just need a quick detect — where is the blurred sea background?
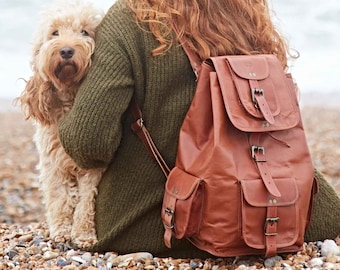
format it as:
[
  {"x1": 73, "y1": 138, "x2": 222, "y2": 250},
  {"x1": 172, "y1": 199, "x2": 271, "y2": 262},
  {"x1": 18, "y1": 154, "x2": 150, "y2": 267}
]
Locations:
[{"x1": 0, "y1": 0, "x2": 339, "y2": 103}]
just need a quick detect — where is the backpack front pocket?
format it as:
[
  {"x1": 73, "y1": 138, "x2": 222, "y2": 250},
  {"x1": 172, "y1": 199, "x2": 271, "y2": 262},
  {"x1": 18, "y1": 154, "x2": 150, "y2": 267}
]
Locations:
[{"x1": 240, "y1": 178, "x2": 300, "y2": 250}]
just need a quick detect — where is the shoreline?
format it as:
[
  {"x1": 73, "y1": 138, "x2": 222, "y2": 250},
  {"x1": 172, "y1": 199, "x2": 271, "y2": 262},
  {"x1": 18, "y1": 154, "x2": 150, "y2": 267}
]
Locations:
[{"x1": 2, "y1": 91, "x2": 340, "y2": 112}]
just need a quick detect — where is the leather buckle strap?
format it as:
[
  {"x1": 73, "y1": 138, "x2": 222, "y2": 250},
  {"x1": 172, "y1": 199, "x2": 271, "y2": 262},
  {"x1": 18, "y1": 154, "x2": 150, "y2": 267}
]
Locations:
[
  {"x1": 162, "y1": 196, "x2": 177, "y2": 248},
  {"x1": 264, "y1": 206, "x2": 279, "y2": 257},
  {"x1": 249, "y1": 133, "x2": 282, "y2": 198},
  {"x1": 250, "y1": 145, "x2": 282, "y2": 197},
  {"x1": 249, "y1": 80, "x2": 275, "y2": 125},
  {"x1": 251, "y1": 145, "x2": 265, "y2": 161},
  {"x1": 251, "y1": 88, "x2": 264, "y2": 108},
  {"x1": 163, "y1": 207, "x2": 175, "y2": 230},
  {"x1": 264, "y1": 217, "x2": 279, "y2": 236}
]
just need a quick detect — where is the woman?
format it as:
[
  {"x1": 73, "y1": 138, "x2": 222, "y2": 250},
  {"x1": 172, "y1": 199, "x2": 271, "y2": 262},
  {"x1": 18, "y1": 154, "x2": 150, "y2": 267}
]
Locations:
[{"x1": 59, "y1": 0, "x2": 340, "y2": 257}]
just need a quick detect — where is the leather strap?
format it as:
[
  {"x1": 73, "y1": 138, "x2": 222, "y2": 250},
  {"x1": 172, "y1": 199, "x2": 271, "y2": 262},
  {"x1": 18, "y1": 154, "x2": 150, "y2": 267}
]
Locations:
[
  {"x1": 162, "y1": 196, "x2": 177, "y2": 248},
  {"x1": 130, "y1": 98, "x2": 170, "y2": 177},
  {"x1": 249, "y1": 79, "x2": 275, "y2": 125},
  {"x1": 264, "y1": 206, "x2": 279, "y2": 257},
  {"x1": 249, "y1": 133, "x2": 281, "y2": 197},
  {"x1": 178, "y1": 41, "x2": 201, "y2": 77},
  {"x1": 170, "y1": 22, "x2": 202, "y2": 77},
  {"x1": 130, "y1": 26, "x2": 202, "y2": 177},
  {"x1": 164, "y1": 226, "x2": 173, "y2": 248},
  {"x1": 256, "y1": 162, "x2": 281, "y2": 197}
]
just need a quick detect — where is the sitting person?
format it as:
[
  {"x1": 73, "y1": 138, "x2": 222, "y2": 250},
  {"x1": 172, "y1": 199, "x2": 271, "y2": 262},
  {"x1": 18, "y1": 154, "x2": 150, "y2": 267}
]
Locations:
[{"x1": 59, "y1": 0, "x2": 340, "y2": 257}]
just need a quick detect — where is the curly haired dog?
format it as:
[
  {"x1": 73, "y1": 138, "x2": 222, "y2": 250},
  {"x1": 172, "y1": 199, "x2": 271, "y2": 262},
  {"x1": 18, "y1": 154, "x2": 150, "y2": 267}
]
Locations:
[{"x1": 16, "y1": 0, "x2": 104, "y2": 248}]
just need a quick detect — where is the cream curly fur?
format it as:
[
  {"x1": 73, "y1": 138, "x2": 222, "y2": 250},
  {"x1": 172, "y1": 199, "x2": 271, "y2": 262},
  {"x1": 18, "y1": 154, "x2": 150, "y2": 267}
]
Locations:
[{"x1": 16, "y1": 0, "x2": 104, "y2": 248}]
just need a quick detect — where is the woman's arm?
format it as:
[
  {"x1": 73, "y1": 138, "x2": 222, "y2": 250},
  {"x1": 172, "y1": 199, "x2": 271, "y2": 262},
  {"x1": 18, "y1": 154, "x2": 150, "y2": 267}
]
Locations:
[{"x1": 59, "y1": 3, "x2": 136, "y2": 169}]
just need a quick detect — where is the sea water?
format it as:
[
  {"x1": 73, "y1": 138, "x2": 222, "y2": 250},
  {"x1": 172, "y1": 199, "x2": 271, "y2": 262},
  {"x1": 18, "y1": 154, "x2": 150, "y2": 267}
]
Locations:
[{"x1": 0, "y1": 0, "x2": 339, "y2": 99}]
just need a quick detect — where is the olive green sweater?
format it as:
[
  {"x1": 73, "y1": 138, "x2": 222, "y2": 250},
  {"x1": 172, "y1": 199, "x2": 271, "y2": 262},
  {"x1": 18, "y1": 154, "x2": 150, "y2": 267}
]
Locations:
[
  {"x1": 58, "y1": 0, "x2": 211, "y2": 258},
  {"x1": 59, "y1": 0, "x2": 340, "y2": 257}
]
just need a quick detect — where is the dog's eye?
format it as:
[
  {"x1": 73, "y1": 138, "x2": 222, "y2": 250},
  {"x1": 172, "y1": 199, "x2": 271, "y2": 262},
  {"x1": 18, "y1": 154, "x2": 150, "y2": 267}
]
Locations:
[
  {"x1": 52, "y1": 31, "x2": 59, "y2": 36},
  {"x1": 81, "y1": 30, "x2": 89, "y2": 36}
]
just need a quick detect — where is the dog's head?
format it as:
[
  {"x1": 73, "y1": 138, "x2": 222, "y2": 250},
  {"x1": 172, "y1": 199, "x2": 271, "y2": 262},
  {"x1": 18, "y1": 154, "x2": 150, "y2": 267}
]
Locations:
[
  {"x1": 17, "y1": 0, "x2": 103, "y2": 124},
  {"x1": 33, "y1": 0, "x2": 103, "y2": 89}
]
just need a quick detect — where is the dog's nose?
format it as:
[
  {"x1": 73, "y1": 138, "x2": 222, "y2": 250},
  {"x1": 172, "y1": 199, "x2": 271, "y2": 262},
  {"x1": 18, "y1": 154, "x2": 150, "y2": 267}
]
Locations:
[{"x1": 60, "y1": 47, "x2": 75, "y2": 59}]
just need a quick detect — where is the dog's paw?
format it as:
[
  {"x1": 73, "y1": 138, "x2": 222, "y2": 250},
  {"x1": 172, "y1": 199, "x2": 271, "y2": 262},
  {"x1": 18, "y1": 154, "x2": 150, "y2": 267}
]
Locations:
[
  {"x1": 72, "y1": 233, "x2": 98, "y2": 249},
  {"x1": 50, "y1": 225, "x2": 72, "y2": 243},
  {"x1": 51, "y1": 230, "x2": 72, "y2": 243}
]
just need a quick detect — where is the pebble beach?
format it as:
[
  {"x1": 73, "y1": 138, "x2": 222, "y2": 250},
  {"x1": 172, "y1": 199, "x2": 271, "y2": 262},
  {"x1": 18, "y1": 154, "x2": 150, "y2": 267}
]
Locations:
[{"x1": 0, "y1": 93, "x2": 339, "y2": 269}]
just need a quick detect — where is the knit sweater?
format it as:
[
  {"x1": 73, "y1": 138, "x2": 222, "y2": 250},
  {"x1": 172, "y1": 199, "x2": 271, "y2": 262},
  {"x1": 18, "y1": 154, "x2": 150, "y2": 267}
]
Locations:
[
  {"x1": 58, "y1": 0, "x2": 211, "y2": 257},
  {"x1": 59, "y1": 0, "x2": 340, "y2": 257}
]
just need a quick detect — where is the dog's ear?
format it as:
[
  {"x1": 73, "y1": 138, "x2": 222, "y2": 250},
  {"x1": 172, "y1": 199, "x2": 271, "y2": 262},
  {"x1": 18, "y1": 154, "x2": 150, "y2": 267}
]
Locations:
[{"x1": 17, "y1": 72, "x2": 59, "y2": 125}]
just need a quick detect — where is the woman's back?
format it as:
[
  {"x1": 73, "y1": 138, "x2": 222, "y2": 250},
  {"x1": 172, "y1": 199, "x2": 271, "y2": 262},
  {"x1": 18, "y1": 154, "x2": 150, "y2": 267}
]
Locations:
[{"x1": 58, "y1": 0, "x2": 340, "y2": 257}]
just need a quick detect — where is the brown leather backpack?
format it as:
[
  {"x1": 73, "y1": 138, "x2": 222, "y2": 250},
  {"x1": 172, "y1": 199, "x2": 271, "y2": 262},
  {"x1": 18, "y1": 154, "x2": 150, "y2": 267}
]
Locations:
[{"x1": 131, "y1": 52, "x2": 317, "y2": 258}]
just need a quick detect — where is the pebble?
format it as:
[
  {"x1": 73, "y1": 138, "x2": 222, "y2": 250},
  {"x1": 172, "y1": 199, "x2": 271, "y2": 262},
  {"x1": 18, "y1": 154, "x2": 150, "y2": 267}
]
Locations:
[
  {"x1": 57, "y1": 257, "x2": 69, "y2": 266},
  {"x1": 66, "y1": 249, "x2": 78, "y2": 259},
  {"x1": 18, "y1": 233, "x2": 33, "y2": 242},
  {"x1": 72, "y1": 255, "x2": 87, "y2": 265},
  {"x1": 115, "y1": 251, "x2": 153, "y2": 264},
  {"x1": 323, "y1": 262, "x2": 336, "y2": 269},
  {"x1": 81, "y1": 251, "x2": 93, "y2": 263},
  {"x1": 309, "y1": 257, "x2": 324, "y2": 267},
  {"x1": 264, "y1": 255, "x2": 282, "y2": 268},
  {"x1": 321, "y1": 239, "x2": 340, "y2": 256},
  {"x1": 43, "y1": 250, "x2": 59, "y2": 260},
  {"x1": 5, "y1": 249, "x2": 18, "y2": 259},
  {"x1": 281, "y1": 262, "x2": 293, "y2": 270}
]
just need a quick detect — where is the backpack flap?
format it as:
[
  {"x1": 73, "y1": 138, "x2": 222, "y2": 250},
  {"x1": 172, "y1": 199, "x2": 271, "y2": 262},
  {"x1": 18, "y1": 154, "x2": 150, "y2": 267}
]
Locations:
[
  {"x1": 210, "y1": 55, "x2": 300, "y2": 132},
  {"x1": 162, "y1": 167, "x2": 204, "y2": 247},
  {"x1": 226, "y1": 55, "x2": 280, "y2": 122},
  {"x1": 240, "y1": 178, "x2": 300, "y2": 254}
]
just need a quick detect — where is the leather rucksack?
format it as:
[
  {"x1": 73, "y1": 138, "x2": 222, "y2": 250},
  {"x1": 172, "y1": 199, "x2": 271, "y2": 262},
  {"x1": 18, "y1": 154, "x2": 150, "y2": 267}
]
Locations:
[{"x1": 131, "y1": 51, "x2": 317, "y2": 257}]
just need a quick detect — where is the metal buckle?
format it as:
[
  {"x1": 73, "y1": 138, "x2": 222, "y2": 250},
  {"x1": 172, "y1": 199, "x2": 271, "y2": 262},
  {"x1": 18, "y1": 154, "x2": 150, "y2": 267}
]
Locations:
[
  {"x1": 165, "y1": 207, "x2": 174, "y2": 215},
  {"x1": 163, "y1": 207, "x2": 175, "y2": 229},
  {"x1": 251, "y1": 88, "x2": 264, "y2": 108},
  {"x1": 251, "y1": 145, "x2": 265, "y2": 160},
  {"x1": 264, "y1": 217, "x2": 280, "y2": 236},
  {"x1": 193, "y1": 68, "x2": 199, "y2": 79},
  {"x1": 138, "y1": 118, "x2": 144, "y2": 128}
]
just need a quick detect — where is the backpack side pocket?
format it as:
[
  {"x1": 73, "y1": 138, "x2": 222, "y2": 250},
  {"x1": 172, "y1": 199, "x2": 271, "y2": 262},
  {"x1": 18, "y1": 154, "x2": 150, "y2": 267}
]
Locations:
[{"x1": 162, "y1": 167, "x2": 204, "y2": 247}]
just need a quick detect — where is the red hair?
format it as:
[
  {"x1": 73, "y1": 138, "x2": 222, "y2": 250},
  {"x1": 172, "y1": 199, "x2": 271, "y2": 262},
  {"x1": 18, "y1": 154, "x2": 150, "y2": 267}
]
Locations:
[{"x1": 126, "y1": 0, "x2": 289, "y2": 68}]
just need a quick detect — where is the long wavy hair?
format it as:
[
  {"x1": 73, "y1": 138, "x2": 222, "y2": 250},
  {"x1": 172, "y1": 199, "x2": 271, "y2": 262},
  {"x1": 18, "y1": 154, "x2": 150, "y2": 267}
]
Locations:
[{"x1": 126, "y1": 0, "x2": 290, "y2": 68}]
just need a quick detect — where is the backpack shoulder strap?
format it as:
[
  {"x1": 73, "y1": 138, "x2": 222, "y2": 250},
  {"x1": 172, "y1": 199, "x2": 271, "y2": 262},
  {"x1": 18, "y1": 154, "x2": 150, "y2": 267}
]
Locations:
[
  {"x1": 178, "y1": 40, "x2": 202, "y2": 77},
  {"x1": 171, "y1": 24, "x2": 202, "y2": 77},
  {"x1": 130, "y1": 25, "x2": 202, "y2": 177},
  {"x1": 130, "y1": 98, "x2": 170, "y2": 177}
]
